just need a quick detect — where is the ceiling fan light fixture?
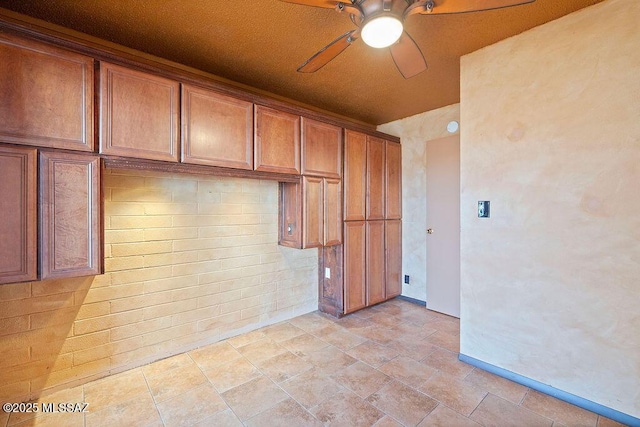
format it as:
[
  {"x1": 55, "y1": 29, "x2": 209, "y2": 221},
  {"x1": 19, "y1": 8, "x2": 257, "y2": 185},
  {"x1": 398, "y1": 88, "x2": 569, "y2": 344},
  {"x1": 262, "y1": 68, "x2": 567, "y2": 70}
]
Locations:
[{"x1": 361, "y1": 15, "x2": 403, "y2": 48}]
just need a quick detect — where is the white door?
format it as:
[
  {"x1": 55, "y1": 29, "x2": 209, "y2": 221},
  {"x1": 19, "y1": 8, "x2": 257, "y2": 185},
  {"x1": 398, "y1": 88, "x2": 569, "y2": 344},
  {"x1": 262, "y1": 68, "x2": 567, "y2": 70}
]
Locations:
[{"x1": 425, "y1": 135, "x2": 460, "y2": 317}]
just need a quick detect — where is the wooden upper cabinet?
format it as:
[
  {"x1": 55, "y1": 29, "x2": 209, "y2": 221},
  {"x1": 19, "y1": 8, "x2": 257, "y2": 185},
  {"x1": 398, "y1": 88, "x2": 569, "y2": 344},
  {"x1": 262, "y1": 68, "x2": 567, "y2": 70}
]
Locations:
[
  {"x1": 0, "y1": 145, "x2": 37, "y2": 284},
  {"x1": 343, "y1": 221, "x2": 366, "y2": 314},
  {"x1": 182, "y1": 84, "x2": 253, "y2": 169},
  {"x1": 302, "y1": 176, "x2": 324, "y2": 248},
  {"x1": 343, "y1": 130, "x2": 367, "y2": 222},
  {"x1": 40, "y1": 151, "x2": 101, "y2": 279},
  {"x1": 0, "y1": 33, "x2": 94, "y2": 151},
  {"x1": 385, "y1": 141, "x2": 402, "y2": 219},
  {"x1": 279, "y1": 181, "x2": 302, "y2": 248},
  {"x1": 324, "y1": 178, "x2": 342, "y2": 246},
  {"x1": 100, "y1": 62, "x2": 179, "y2": 162},
  {"x1": 366, "y1": 220, "x2": 386, "y2": 305},
  {"x1": 385, "y1": 219, "x2": 402, "y2": 299},
  {"x1": 254, "y1": 105, "x2": 301, "y2": 174},
  {"x1": 367, "y1": 136, "x2": 386, "y2": 220},
  {"x1": 301, "y1": 118, "x2": 342, "y2": 178}
]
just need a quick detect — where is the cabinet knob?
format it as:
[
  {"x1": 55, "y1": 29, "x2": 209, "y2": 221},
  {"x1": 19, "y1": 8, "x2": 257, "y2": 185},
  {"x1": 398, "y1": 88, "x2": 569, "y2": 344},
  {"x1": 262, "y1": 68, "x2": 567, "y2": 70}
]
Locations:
[{"x1": 427, "y1": 228, "x2": 434, "y2": 234}]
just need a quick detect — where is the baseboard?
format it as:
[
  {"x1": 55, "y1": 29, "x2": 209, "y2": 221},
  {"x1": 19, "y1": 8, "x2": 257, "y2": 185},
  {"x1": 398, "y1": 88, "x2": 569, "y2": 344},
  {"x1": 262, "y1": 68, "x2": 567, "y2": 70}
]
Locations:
[
  {"x1": 396, "y1": 295, "x2": 426, "y2": 306},
  {"x1": 459, "y1": 354, "x2": 640, "y2": 427}
]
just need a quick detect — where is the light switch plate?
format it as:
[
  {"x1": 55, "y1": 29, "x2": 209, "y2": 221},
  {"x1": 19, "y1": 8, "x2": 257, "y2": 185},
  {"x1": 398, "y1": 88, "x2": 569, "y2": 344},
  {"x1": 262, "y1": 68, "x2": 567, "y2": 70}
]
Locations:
[
  {"x1": 478, "y1": 201, "x2": 490, "y2": 218},
  {"x1": 325, "y1": 268, "x2": 331, "y2": 279}
]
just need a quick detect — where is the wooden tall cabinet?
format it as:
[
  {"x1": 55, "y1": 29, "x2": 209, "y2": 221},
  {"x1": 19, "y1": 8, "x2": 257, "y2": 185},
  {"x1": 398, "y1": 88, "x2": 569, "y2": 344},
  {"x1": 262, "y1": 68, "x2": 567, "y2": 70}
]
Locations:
[
  {"x1": 0, "y1": 33, "x2": 94, "y2": 151},
  {"x1": 0, "y1": 145, "x2": 37, "y2": 284},
  {"x1": 40, "y1": 151, "x2": 102, "y2": 279},
  {"x1": 341, "y1": 130, "x2": 402, "y2": 315},
  {"x1": 100, "y1": 62, "x2": 180, "y2": 162}
]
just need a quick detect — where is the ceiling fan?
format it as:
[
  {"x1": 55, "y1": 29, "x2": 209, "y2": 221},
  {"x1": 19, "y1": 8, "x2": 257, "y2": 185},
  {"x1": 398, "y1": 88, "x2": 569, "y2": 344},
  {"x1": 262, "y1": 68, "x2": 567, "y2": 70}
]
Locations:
[{"x1": 281, "y1": 0, "x2": 535, "y2": 78}]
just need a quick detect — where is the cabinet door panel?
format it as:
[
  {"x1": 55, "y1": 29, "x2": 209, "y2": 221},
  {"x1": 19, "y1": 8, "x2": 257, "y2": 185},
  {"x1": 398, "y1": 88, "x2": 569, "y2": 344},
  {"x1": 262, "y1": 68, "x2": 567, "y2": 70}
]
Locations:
[
  {"x1": 254, "y1": 105, "x2": 300, "y2": 174},
  {"x1": 279, "y1": 181, "x2": 302, "y2": 248},
  {"x1": 0, "y1": 145, "x2": 37, "y2": 284},
  {"x1": 40, "y1": 151, "x2": 101, "y2": 279},
  {"x1": 100, "y1": 62, "x2": 179, "y2": 161},
  {"x1": 366, "y1": 220, "x2": 386, "y2": 305},
  {"x1": 343, "y1": 130, "x2": 367, "y2": 221},
  {"x1": 366, "y1": 136, "x2": 385, "y2": 220},
  {"x1": 303, "y1": 176, "x2": 323, "y2": 248},
  {"x1": 385, "y1": 220, "x2": 402, "y2": 299},
  {"x1": 0, "y1": 33, "x2": 94, "y2": 151},
  {"x1": 344, "y1": 221, "x2": 366, "y2": 314},
  {"x1": 182, "y1": 85, "x2": 253, "y2": 169},
  {"x1": 301, "y1": 118, "x2": 342, "y2": 178},
  {"x1": 324, "y1": 178, "x2": 342, "y2": 246},
  {"x1": 385, "y1": 141, "x2": 402, "y2": 219}
]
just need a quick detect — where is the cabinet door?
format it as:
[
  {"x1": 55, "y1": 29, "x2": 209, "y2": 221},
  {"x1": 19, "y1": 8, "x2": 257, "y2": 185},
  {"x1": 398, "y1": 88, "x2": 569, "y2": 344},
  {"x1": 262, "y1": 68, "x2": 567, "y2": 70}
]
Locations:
[
  {"x1": 366, "y1": 136, "x2": 385, "y2": 220},
  {"x1": 40, "y1": 151, "x2": 101, "y2": 279},
  {"x1": 344, "y1": 221, "x2": 366, "y2": 314},
  {"x1": 254, "y1": 105, "x2": 301, "y2": 174},
  {"x1": 385, "y1": 141, "x2": 402, "y2": 219},
  {"x1": 182, "y1": 84, "x2": 253, "y2": 169},
  {"x1": 323, "y1": 178, "x2": 342, "y2": 246},
  {"x1": 301, "y1": 118, "x2": 342, "y2": 178},
  {"x1": 343, "y1": 130, "x2": 367, "y2": 221},
  {"x1": 0, "y1": 33, "x2": 94, "y2": 151},
  {"x1": 100, "y1": 62, "x2": 179, "y2": 162},
  {"x1": 302, "y1": 176, "x2": 323, "y2": 248},
  {"x1": 279, "y1": 181, "x2": 302, "y2": 248},
  {"x1": 0, "y1": 145, "x2": 37, "y2": 284},
  {"x1": 366, "y1": 220, "x2": 386, "y2": 305},
  {"x1": 385, "y1": 219, "x2": 402, "y2": 299}
]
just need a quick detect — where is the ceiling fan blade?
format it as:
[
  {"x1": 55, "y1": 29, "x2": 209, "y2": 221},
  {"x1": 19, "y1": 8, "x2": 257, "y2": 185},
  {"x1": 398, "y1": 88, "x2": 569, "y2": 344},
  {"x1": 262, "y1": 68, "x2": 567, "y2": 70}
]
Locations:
[
  {"x1": 297, "y1": 30, "x2": 359, "y2": 73},
  {"x1": 389, "y1": 31, "x2": 427, "y2": 79},
  {"x1": 279, "y1": 0, "x2": 342, "y2": 9},
  {"x1": 420, "y1": 0, "x2": 535, "y2": 15}
]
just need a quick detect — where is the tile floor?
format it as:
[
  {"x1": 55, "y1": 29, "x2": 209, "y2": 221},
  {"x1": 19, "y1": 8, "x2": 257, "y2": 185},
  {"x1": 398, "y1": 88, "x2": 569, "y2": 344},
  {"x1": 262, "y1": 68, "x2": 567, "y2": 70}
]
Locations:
[{"x1": 3, "y1": 298, "x2": 628, "y2": 427}]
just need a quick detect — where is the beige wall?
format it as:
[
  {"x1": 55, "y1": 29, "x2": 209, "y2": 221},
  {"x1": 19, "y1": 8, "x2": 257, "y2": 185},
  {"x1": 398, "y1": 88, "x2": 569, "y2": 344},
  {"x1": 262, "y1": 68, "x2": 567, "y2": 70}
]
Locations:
[
  {"x1": 379, "y1": 104, "x2": 460, "y2": 301},
  {"x1": 0, "y1": 169, "x2": 318, "y2": 403},
  {"x1": 460, "y1": 0, "x2": 640, "y2": 417}
]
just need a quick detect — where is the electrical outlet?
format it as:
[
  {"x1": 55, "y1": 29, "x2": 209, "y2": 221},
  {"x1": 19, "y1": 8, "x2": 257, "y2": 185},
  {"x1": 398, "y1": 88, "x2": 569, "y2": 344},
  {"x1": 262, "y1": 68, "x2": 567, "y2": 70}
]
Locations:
[{"x1": 404, "y1": 275, "x2": 410, "y2": 284}]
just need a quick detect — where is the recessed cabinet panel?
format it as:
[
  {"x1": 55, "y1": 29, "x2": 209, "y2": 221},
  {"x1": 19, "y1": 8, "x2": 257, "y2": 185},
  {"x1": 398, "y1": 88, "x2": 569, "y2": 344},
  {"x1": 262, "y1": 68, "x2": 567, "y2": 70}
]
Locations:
[
  {"x1": 324, "y1": 178, "x2": 342, "y2": 246},
  {"x1": 366, "y1": 220, "x2": 386, "y2": 305},
  {"x1": 385, "y1": 219, "x2": 402, "y2": 299},
  {"x1": 254, "y1": 105, "x2": 301, "y2": 174},
  {"x1": 40, "y1": 151, "x2": 101, "y2": 279},
  {"x1": 366, "y1": 136, "x2": 385, "y2": 220},
  {"x1": 344, "y1": 221, "x2": 366, "y2": 314},
  {"x1": 279, "y1": 181, "x2": 302, "y2": 248},
  {"x1": 301, "y1": 118, "x2": 342, "y2": 178},
  {"x1": 182, "y1": 85, "x2": 253, "y2": 169},
  {"x1": 0, "y1": 145, "x2": 37, "y2": 284},
  {"x1": 0, "y1": 33, "x2": 94, "y2": 151},
  {"x1": 100, "y1": 62, "x2": 179, "y2": 161},
  {"x1": 303, "y1": 176, "x2": 324, "y2": 248},
  {"x1": 385, "y1": 141, "x2": 402, "y2": 220},
  {"x1": 343, "y1": 130, "x2": 367, "y2": 222}
]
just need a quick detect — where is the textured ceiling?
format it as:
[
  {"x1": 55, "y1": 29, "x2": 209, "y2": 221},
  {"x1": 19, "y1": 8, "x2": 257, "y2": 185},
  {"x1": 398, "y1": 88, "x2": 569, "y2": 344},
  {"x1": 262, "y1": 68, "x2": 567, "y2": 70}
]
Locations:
[{"x1": 0, "y1": 0, "x2": 604, "y2": 125}]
